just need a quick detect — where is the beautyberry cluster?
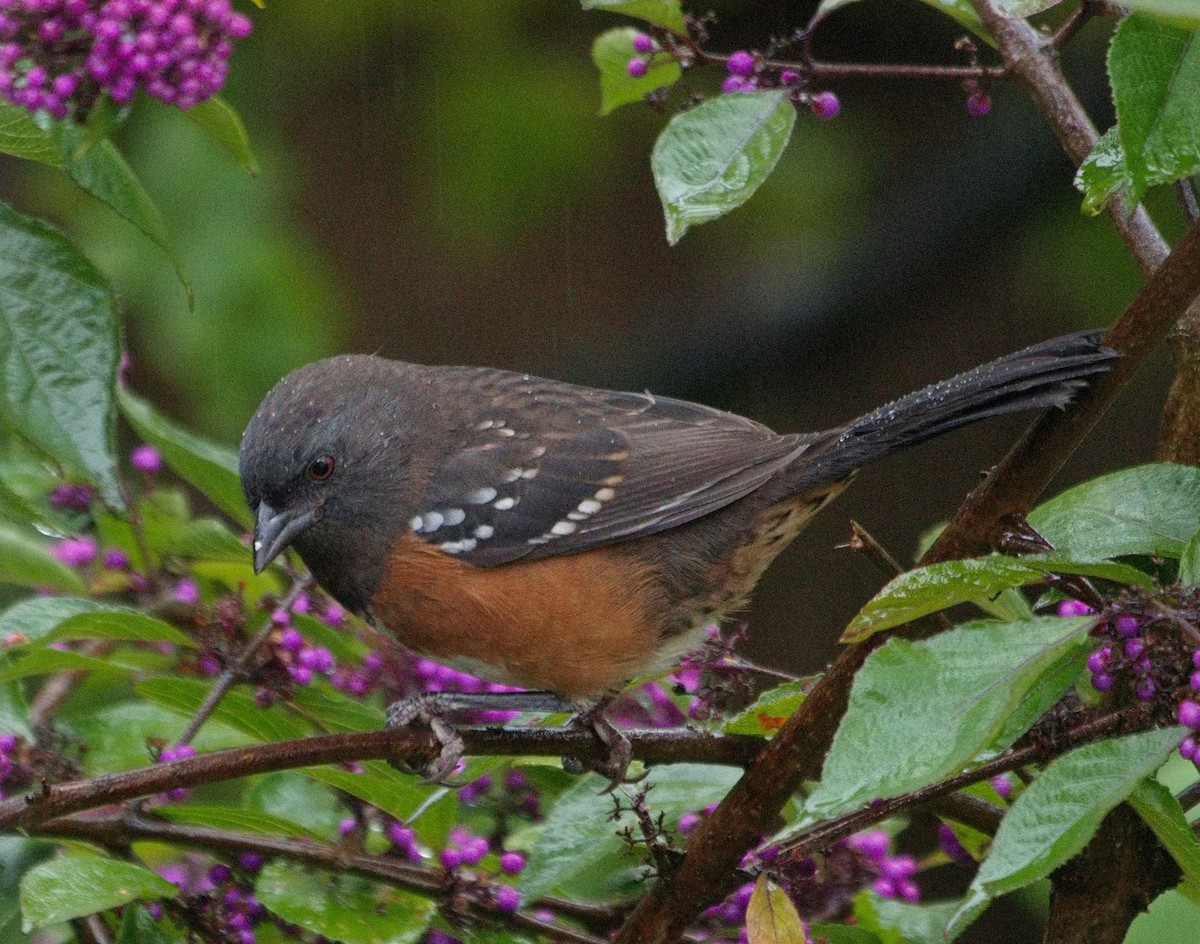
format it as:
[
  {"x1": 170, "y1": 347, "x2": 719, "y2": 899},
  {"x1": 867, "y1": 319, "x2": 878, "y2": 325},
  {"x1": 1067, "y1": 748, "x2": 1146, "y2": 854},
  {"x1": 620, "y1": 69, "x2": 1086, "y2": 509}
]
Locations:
[
  {"x1": 0, "y1": 0, "x2": 252, "y2": 119},
  {"x1": 1074, "y1": 601, "x2": 1158, "y2": 701},
  {"x1": 153, "y1": 859, "x2": 266, "y2": 944}
]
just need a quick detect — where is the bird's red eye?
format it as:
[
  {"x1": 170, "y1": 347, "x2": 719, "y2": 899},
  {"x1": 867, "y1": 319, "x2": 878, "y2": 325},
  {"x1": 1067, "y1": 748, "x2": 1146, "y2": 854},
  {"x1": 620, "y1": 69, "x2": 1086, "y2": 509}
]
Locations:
[{"x1": 307, "y1": 456, "x2": 335, "y2": 481}]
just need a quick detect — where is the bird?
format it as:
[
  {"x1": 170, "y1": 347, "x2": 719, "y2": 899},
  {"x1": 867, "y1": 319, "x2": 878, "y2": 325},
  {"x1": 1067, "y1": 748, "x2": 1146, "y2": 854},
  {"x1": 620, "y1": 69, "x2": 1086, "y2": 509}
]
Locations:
[{"x1": 239, "y1": 331, "x2": 1116, "y2": 780}]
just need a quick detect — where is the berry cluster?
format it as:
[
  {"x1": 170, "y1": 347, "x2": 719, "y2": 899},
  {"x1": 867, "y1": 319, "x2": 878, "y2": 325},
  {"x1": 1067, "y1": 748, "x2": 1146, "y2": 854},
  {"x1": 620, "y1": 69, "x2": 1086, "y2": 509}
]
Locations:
[
  {"x1": 0, "y1": 0, "x2": 252, "y2": 120},
  {"x1": 152, "y1": 859, "x2": 266, "y2": 944},
  {"x1": 1075, "y1": 601, "x2": 1159, "y2": 702}
]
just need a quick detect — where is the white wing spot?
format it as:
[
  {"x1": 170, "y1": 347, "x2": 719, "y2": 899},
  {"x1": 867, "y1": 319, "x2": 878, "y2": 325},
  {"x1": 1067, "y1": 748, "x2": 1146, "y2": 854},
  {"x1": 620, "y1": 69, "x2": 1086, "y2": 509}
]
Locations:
[
  {"x1": 421, "y1": 511, "x2": 444, "y2": 532},
  {"x1": 493, "y1": 496, "x2": 517, "y2": 510},
  {"x1": 503, "y1": 468, "x2": 524, "y2": 483},
  {"x1": 595, "y1": 487, "x2": 616, "y2": 502},
  {"x1": 439, "y1": 538, "x2": 478, "y2": 554},
  {"x1": 520, "y1": 468, "x2": 539, "y2": 480},
  {"x1": 550, "y1": 520, "x2": 577, "y2": 536},
  {"x1": 467, "y1": 487, "x2": 498, "y2": 504},
  {"x1": 476, "y1": 420, "x2": 495, "y2": 430},
  {"x1": 577, "y1": 499, "x2": 602, "y2": 515},
  {"x1": 530, "y1": 446, "x2": 547, "y2": 458},
  {"x1": 443, "y1": 508, "x2": 466, "y2": 526},
  {"x1": 473, "y1": 525, "x2": 495, "y2": 539},
  {"x1": 408, "y1": 516, "x2": 423, "y2": 532},
  {"x1": 567, "y1": 511, "x2": 587, "y2": 521},
  {"x1": 497, "y1": 427, "x2": 516, "y2": 437}
]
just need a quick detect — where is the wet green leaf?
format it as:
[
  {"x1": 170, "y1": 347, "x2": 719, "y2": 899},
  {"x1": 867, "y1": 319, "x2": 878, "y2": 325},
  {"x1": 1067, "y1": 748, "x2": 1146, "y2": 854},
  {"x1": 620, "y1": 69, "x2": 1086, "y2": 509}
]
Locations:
[
  {"x1": 184, "y1": 97, "x2": 258, "y2": 175},
  {"x1": 593, "y1": 28, "x2": 681, "y2": 115},
  {"x1": 19, "y1": 853, "x2": 176, "y2": 930},
  {"x1": 581, "y1": 0, "x2": 687, "y2": 34}
]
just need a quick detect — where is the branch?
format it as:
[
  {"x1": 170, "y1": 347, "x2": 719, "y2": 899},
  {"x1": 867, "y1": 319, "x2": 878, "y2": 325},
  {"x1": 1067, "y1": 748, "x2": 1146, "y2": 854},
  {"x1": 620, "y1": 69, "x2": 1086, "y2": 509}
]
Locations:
[{"x1": 0, "y1": 726, "x2": 762, "y2": 832}]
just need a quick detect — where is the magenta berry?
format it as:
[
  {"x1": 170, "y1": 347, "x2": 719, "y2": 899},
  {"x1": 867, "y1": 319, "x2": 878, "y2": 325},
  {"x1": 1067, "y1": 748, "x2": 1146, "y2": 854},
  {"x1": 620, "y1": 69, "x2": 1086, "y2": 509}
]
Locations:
[
  {"x1": 966, "y1": 91, "x2": 991, "y2": 117},
  {"x1": 130, "y1": 444, "x2": 162, "y2": 472},
  {"x1": 1123, "y1": 638, "x2": 1145, "y2": 660},
  {"x1": 500, "y1": 851, "x2": 525, "y2": 875},
  {"x1": 810, "y1": 91, "x2": 840, "y2": 119},
  {"x1": 495, "y1": 885, "x2": 520, "y2": 914},
  {"x1": 779, "y1": 69, "x2": 800, "y2": 84},
  {"x1": 172, "y1": 578, "x2": 199, "y2": 605},
  {"x1": 440, "y1": 847, "x2": 463, "y2": 870},
  {"x1": 1086, "y1": 647, "x2": 1109, "y2": 673},
  {"x1": 632, "y1": 32, "x2": 654, "y2": 54},
  {"x1": 1182, "y1": 736, "x2": 1198, "y2": 760},
  {"x1": 626, "y1": 57, "x2": 648, "y2": 79},
  {"x1": 51, "y1": 535, "x2": 98, "y2": 567},
  {"x1": 1180, "y1": 700, "x2": 1200, "y2": 728},
  {"x1": 721, "y1": 75, "x2": 755, "y2": 94},
  {"x1": 1115, "y1": 615, "x2": 1140, "y2": 637},
  {"x1": 726, "y1": 50, "x2": 754, "y2": 77},
  {"x1": 1091, "y1": 672, "x2": 1114, "y2": 692},
  {"x1": 1057, "y1": 599, "x2": 1094, "y2": 617}
]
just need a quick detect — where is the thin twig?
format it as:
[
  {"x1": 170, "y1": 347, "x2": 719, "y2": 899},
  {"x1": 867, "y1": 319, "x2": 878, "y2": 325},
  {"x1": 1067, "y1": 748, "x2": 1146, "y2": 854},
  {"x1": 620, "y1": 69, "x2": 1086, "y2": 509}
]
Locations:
[{"x1": 1051, "y1": 1, "x2": 1097, "y2": 49}]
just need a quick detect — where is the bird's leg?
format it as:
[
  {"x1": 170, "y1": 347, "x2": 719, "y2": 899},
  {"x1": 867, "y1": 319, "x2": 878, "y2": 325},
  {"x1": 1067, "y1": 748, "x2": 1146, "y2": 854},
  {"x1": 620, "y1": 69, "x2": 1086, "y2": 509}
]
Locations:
[
  {"x1": 385, "y1": 690, "x2": 572, "y2": 785},
  {"x1": 562, "y1": 696, "x2": 640, "y2": 791}
]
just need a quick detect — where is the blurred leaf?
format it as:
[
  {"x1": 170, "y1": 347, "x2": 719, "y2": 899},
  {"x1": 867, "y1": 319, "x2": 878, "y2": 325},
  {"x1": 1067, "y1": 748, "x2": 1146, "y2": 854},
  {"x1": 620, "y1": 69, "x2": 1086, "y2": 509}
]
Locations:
[
  {"x1": 993, "y1": 0, "x2": 1062, "y2": 15},
  {"x1": 19, "y1": 853, "x2": 176, "y2": 930},
  {"x1": 51, "y1": 122, "x2": 193, "y2": 307},
  {"x1": 1127, "y1": 887, "x2": 1200, "y2": 943},
  {"x1": 842, "y1": 554, "x2": 1143, "y2": 641},
  {"x1": 1028, "y1": 463, "x2": 1200, "y2": 560},
  {"x1": 290, "y1": 682, "x2": 384, "y2": 732},
  {"x1": 302, "y1": 763, "x2": 439, "y2": 834},
  {"x1": 248, "y1": 771, "x2": 347, "y2": 840},
  {"x1": 136, "y1": 676, "x2": 310, "y2": 742},
  {"x1": 816, "y1": 0, "x2": 993, "y2": 45},
  {"x1": 255, "y1": 861, "x2": 434, "y2": 944},
  {"x1": 0, "y1": 524, "x2": 86, "y2": 592},
  {"x1": 1128, "y1": 778, "x2": 1200, "y2": 888},
  {"x1": 592, "y1": 28, "x2": 681, "y2": 115},
  {"x1": 118, "y1": 387, "x2": 251, "y2": 528},
  {"x1": 948, "y1": 728, "x2": 1186, "y2": 938},
  {"x1": 47, "y1": 609, "x2": 195, "y2": 648},
  {"x1": 0, "y1": 898, "x2": 28, "y2": 944},
  {"x1": 116, "y1": 903, "x2": 173, "y2": 944},
  {"x1": 0, "y1": 596, "x2": 102, "y2": 645},
  {"x1": 0, "y1": 201, "x2": 123, "y2": 507},
  {"x1": 1075, "y1": 127, "x2": 1127, "y2": 215},
  {"x1": 157, "y1": 804, "x2": 328, "y2": 842},
  {"x1": 0, "y1": 677, "x2": 31, "y2": 740},
  {"x1": 0, "y1": 102, "x2": 61, "y2": 167},
  {"x1": 289, "y1": 612, "x2": 369, "y2": 664},
  {"x1": 747, "y1": 874, "x2": 808, "y2": 944},
  {"x1": 183, "y1": 97, "x2": 259, "y2": 175},
  {"x1": 651, "y1": 91, "x2": 796, "y2": 245},
  {"x1": 0, "y1": 647, "x2": 129, "y2": 681},
  {"x1": 520, "y1": 764, "x2": 740, "y2": 903},
  {"x1": 853, "y1": 893, "x2": 964, "y2": 944},
  {"x1": 172, "y1": 517, "x2": 248, "y2": 562},
  {"x1": 724, "y1": 678, "x2": 810, "y2": 735},
  {"x1": 807, "y1": 925, "x2": 881, "y2": 944},
  {"x1": 1124, "y1": 0, "x2": 1200, "y2": 28},
  {"x1": 1109, "y1": 15, "x2": 1200, "y2": 205},
  {"x1": 1182, "y1": 527, "x2": 1200, "y2": 587},
  {"x1": 581, "y1": 0, "x2": 687, "y2": 34},
  {"x1": 804, "y1": 617, "x2": 1093, "y2": 821}
]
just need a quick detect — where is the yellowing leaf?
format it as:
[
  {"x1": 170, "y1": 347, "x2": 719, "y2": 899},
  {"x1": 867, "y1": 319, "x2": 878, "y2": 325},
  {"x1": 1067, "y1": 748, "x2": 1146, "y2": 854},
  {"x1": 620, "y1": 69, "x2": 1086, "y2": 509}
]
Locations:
[{"x1": 746, "y1": 875, "x2": 809, "y2": 944}]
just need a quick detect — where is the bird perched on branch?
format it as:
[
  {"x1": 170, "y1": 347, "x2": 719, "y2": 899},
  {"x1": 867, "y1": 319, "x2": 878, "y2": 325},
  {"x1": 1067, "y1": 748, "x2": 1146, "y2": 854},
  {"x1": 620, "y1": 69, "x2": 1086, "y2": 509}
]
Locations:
[{"x1": 240, "y1": 331, "x2": 1115, "y2": 781}]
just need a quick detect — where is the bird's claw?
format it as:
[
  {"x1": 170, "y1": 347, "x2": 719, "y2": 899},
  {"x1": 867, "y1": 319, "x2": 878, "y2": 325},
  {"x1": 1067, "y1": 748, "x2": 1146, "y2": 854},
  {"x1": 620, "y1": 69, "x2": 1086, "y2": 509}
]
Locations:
[
  {"x1": 386, "y1": 693, "x2": 468, "y2": 786},
  {"x1": 562, "y1": 707, "x2": 641, "y2": 792}
]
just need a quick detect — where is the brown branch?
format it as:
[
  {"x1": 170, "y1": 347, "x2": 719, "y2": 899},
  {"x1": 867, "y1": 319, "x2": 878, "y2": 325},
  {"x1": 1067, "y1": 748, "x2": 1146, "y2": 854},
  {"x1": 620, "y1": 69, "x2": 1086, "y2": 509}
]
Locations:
[
  {"x1": 0, "y1": 726, "x2": 762, "y2": 832},
  {"x1": 1158, "y1": 297, "x2": 1200, "y2": 463},
  {"x1": 36, "y1": 813, "x2": 610, "y2": 944}
]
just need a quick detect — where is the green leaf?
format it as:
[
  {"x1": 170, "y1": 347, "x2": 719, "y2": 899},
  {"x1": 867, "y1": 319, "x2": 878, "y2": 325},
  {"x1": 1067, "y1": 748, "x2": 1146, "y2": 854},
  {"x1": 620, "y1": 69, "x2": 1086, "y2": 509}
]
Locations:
[
  {"x1": 651, "y1": 91, "x2": 796, "y2": 245},
  {"x1": 724, "y1": 678, "x2": 811, "y2": 735},
  {"x1": 0, "y1": 524, "x2": 86, "y2": 592},
  {"x1": 290, "y1": 682, "x2": 385, "y2": 733},
  {"x1": 806, "y1": 925, "x2": 882, "y2": 944},
  {"x1": 1182, "y1": 526, "x2": 1200, "y2": 587},
  {"x1": 156, "y1": 804, "x2": 330, "y2": 842},
  {"x1": 853, "y1": 893, "x2": 964, "y2": 944},
  {"x1": 289, "y1": 612, "x2": 369, "y2": 665},
  {"x1": 0, "y1": 677, "x2": 31, "y2": 741},
  {"x1": 804, "y1": 617, "x2": 1093, "y2": 820},
  {"x1": 842, "y1": 554, "x2": 1143, "y2": 641},
  {"x1": 1127, "y1": 887, "x2": 1200, "y2": 943},
  {"x1": 0, "y1": 201, "x2": 123, "y2": 507},
  {"x1": 948, "y1": 727, "x2": 1186, "y2": 938},
  {"x1": 1124, "y1": 0, "x2": 1200, "y2": 29},
  {"x1": 118, "y1": 387, "x2": 252, "y2": 528},
  {"x1": 255, "y1": 860, "x2": 434, "y2": 944},
  {"x1": 993, "y1": 0, "x2": 1062, "y2": 15},
  {"x1": 51, "y1": 122, "x2": 193, "y2": 307},
  {"x1": 248, "y1": 772, "x2": 349, "y2": 840},
  {"x1": 137, "y1": 676, "x2": 311, "y2": 742},
  {"x1": 1028, "y1": 463, "x2": 1200, "y2": 560},
  {"x1": 592, "y1": 28, "x2": 681, "y2": 115},
  {"x1": 116, "y1": 903, "x2": 174, "y2": 944},
  {"x1": 19, "y1": 853, "x2": 177, "y2": 930},
  {"x1": 580, "y1": 0, "x2": 687, "y2": 35},
  {"x1": 1109, "y1": 16, "x2": 1200, "y2": 205},
  {"x1": 172, "y1": 517, "x2": 249, "y2": 562},
  {"x1": 1075, "y1": 127, "x2": 1128, "y2": 215},
  {"x1": 519, "y1": 764, "x2": 741, "y2": 903},
  {"x1": 47, "y1": 609, "x2": 195, "y2": 648},
  {"x1": 0, "y1": 102, "x2": 62, "y2": 167},
  {"x1": 0, "y1": 646, "x2": 129, "y2": 682},
  {"x1": 815, "y1": 0, "x2": 993, "y2": 45},
  {"x1": 746, "y1": 874, "x2": 809, "y2": 944},
  {"x1": 184, "y1": 97, "x2": 259, "y2": 175},
  {"x1": 0, "y1": 597, "x2": 104, "y2": 645},
  {"x1": 1128, "y1": 778, "x2": 1200, "y2": 888}
]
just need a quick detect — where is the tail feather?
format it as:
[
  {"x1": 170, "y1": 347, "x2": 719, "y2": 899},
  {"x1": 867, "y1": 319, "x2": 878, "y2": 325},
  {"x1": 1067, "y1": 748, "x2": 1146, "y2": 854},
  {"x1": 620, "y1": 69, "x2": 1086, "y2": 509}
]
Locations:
[{"x1": 788, "y1": 330, "x2": 1117, "y2": 490}]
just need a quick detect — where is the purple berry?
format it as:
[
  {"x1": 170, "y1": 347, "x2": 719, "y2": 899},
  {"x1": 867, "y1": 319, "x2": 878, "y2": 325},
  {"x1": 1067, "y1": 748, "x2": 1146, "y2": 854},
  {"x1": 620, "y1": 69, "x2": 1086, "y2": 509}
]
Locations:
[
  {"x1": 462, "y1": 836, "x2": 489, "y2": 865},
  {"x1": 338, "y1": 817, "x2": 356, "y2": 836},
  {"x1": 0, "y1": 734, "x2": 18, "y2": 753},
  {"x1": 278, "y1": 627, "x2": 303, "y2": 652},
  {"x1": 632, "y1": 32, "x2": 654, "y2": 54},
  {"x1": 1086, "y1": 648, "x2": 1110, "y2": 673},
  {"x1": 500, "y1": 851, "x2": 525, "y2": 875},
  {"x1": 847, "y1": 830, "x2": 890, "y2": 861},
  {"x1": 1192, "y1": 649, "x2": 1200, "y2": 670},
  {"x1": 780, "y1": 69, "x2": 800, "y2": 84},
  {"x1": 726, "y1": 50, "x2": 754, "y2": 77},
  {"x1": 103, "y1": 549, "x2": 130, "y2": 569},
  {"x1": 130, "y1": 444, "x2": 162, "y2": 472},
  {"x1": 626, "y1": 57, "x2": 647, "y2": 79},
  {"x1": 238, "y1": 853, "x2": 263, "y2": 872},
  {"x1": 1179, "y1": 699, "x2": 1200, "y2": 728},
  {"x1": 966, "y1": 91, "x2": 991, "y2": 117},
  {"x1": 810, "y1": 91, "x2": 840, "y2": 119},
  {"x1": 1124, "y1": 639, "x2": 1145, "y2": 660},
  {"x1": 1091, "y1": 672, "x2": 1114, "y2": 692},
  {"x1": 991, "y1": 774, "x2": 1013, "y2": 799},
  {"x1": 1182, "y1": 737, "x2": 1198, "y2": 760},
  {"x1": 495, "y1": 885, "x2": 520, "y2": 914},
  {"x1": 172, "y1": 578, "x2": 199, "y2": 605},
  {"x1": 721, "y1": 75, "x2": 755, "y2": 94},
  {"x1": 1190, "y1": 670, "x2": 1200, "y2": 691},
  {"x1": 1116, "y1": 615, "x2": 1140, "y2": 637},
  {"x1": 208, "y1": 864, "x2": 231, "y2": 884},
  {"x1": 51, "y1": 535, "x2": 98, "y2": 567},
  {"x1": 1135, "y1": 678, "x2": 1157, "y2": 701},
  {"x1": 440, "y1": 847, "x2": 463, "y2": 870},
  {"x1": 1058, "y1": 599, "x2": 1094, "y2": 617},
  {"x1": 678, "y1": 811, "x2": 701, "y2": 834}
]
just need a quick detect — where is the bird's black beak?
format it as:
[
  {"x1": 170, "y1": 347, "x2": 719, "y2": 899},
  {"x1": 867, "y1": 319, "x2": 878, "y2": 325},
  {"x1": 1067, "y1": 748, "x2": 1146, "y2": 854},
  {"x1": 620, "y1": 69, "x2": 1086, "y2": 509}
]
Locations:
[{"x1": 253, "y1": 502, "x2": 317, "y2": 574}]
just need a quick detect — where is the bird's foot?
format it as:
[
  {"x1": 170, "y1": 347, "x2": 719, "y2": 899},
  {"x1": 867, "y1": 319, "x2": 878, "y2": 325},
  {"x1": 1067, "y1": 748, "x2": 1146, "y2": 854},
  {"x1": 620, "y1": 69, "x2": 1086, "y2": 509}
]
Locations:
[
  {"x1": 562, "y1": 700, "x2": 643, "y2": 792},
  {"x1": 386, "y1": 692, "x2": 467, "y2": 786}
]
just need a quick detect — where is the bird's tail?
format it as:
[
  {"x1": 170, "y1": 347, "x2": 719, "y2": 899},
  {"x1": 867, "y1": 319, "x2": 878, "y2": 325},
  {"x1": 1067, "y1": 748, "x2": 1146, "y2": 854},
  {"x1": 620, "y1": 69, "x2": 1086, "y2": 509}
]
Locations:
[{"x1": 787, "y1": 330, "x2": 1118, "y2": 491}]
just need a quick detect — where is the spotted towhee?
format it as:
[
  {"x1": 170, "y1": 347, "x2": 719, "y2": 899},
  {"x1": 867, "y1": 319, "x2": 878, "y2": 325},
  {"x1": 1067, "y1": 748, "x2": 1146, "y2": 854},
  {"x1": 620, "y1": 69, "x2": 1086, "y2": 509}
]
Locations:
[{"x1": 240, "y1": 332, "x2": 1115, "y2": 778}]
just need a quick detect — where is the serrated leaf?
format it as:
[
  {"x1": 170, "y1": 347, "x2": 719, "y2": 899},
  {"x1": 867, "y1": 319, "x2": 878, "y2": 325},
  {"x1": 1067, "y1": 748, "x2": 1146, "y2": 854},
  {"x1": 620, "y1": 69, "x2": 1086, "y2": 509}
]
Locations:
[
  {"x1": 805, "y1": 617, "x2": 1092, "y2": 820},
  {"x1": 724, "y1": 678, "x2": 811, "y2": 735},
  {"x1": 1128, "y1": 778, "x2": 1200, "y2": 887},
  {"x1": 948, "y1": 727, "x2": 1186, "y2": 938},
  {"x1": 0, "y1": 524, "x2": 86, "y2": 592},
  {"x1": 118, "y1": 387, "x2": 251, "y2": 528},
  {"x1": 842, "y1": 554, "x2": 1142, "y2": 641},
  {"x1": 580, "y1": 0, "x2": 687, "y2": 34},
  {"x1": 19, "y1": 853, "x2": 177, "y2": 930},
  {"x1": 184, "y1": 97, "x2": 258, "y2": 175},
  {"x1": 1028, "y1": 463, "x2": 1200, "y2": 560},
  {"x1": 1109, "y1": 16, "x2": 1200, "y2": 205},
  {"x1": 0, "y1": 201, "x2": 122, "y2": 507},
  {"x1": 0, "y1": 102, "x2": 62, "y2": 167},
  {"x1": 593, "y1": 28, "x2": 682, "y2": 115},
  {"x1": 1125, "y1": 0, "x2": 1200, "y2": 29},
  {"x1": 255, "y1": 860, "x2": 434, "y2": 944},
  {"x1": 156, "y1": 805, "x2": 329, "y2": 842},
  {"x1": 747, "y1": 875, "x2": 809, "y2": 944},
  {"x1": 51, "y1": 122, "x2": 193, "y2": 307},
  {"x1": 1075, "y1": 127, "x2": 1128, "y2": 215},
  {"x1": 519, "y1": 764, "x2": 741, "y2": 903},
  {"x1": 651, "y1": 91, "x2": 796, "y2": 245},
  {"x1": 47, "y1": 609, "x2": 195, "y2": 648}
]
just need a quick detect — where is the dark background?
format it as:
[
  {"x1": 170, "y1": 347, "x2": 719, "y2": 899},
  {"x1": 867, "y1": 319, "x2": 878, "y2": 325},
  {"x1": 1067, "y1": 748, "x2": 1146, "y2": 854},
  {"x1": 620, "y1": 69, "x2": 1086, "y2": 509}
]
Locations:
[{"x1": 1, "y1": 2, "x2": 1185, "y2": 936}]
